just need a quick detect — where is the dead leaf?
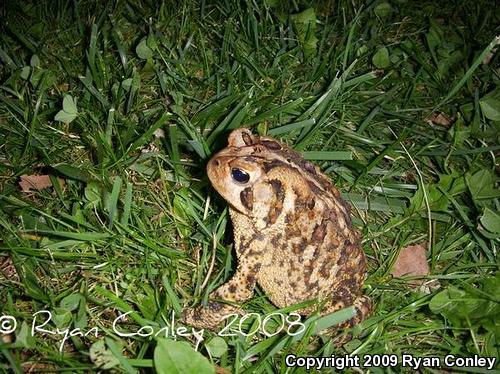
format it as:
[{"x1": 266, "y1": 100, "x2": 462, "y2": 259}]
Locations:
[
  {"x1": 427, "y1": 112, "x2": 453, "y2": 127},
  {"x1": 19, "y1": 174, "x2": 65, "y2": 192},
  {"x1": 215, "y1": 365, "x2": 232, "y2": 374},
  {"x1": 482, "y1": 36, "x2": 500, "y2": 64},
  {"x1": 0, "y1": 256, "x2": 20, "y2": 283},
  {"x1": 391, "y1": 244, "x2": 429, "y2": 286},
  {"x1": 19, "y1": 233, "x2": 43, "y2": 241},
  {"x1": 153, "y1": 128, "x2": 165, "y2": 138},
  {"x1": 141, "y1": 143, "x2": 160, "y2": 153}
]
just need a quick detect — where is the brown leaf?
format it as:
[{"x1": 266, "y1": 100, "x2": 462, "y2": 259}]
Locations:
[
  {"x1": 482, "y1": 36, "x2": 500, "y2": 65},
  {"x1": 391, "y1": 244, "x2": 429, "y2": 286},
  {"x1": 427, "y1": 112, "x2": 453, "y2": 127},
  {"x1": 215, "y1": 365, "x2": 232, "y2": 374},
  {"x1": 19, "y1": 174, "x2": 65, "y2": 192},
  {"x1": 0, "y1": 256, "x2": 20, "y2": 283}
]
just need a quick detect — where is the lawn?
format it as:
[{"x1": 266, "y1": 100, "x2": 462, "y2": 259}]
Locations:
[{"x1": 0, "y1": 0, "x2": 499, "y2": 372}]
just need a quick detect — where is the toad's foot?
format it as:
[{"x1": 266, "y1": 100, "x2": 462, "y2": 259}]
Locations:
[
  {"x1": 321, "y1": 295, "x2": 372, "y2": 345},
  {"x1": 182, "y1": 302, "x2": 245, "y2": 330}
]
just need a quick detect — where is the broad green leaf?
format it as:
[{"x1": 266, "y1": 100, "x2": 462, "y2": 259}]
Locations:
[
  {"x1": 136, "y1": 39, "x2": 153, "y2": 60},
  {"x1": 15, "y1": 322, "x2": 36, "y2": 348},
  {"x1": 429, "y1": 277, "x2": 500, "y2": 329},
  {"x1": 436, "y1": 36, "x2": 500, "y2": 109},
  {"x1": 19, "y1": 260, "x2": 49, "y2": 302},
  {"x1": 53, "y1": 163, "x2": 89, "y2": 182},
  {"x1": 154, "y1": 339, "x2": 215, "y2": 374},
  {"x1": 146, "y1": 33, "x2": 158, "y2": 52},
  {"x1": 105, "y1": 338, "x2": 137, "y2": 374},
  {"x1": 291, "y1": 8, "x2": 318, "y2": 59},
  {"x1": 62, "y1": 95, "x2": 77, "y2": 114},
  {"x1": 122, "y1": 78, "x2": 133, "y2": 90},
  {"x1": 448, "y1": 115, "x2": 470, "y2": 145},
  {"x1": 482, "y1": 275, "x2": 500, "y2": 300},
  {"x1": 479, "y1": 91, "x2": 500, "y2": 121},
  {"x1": 55, "y1": 95, "x2": 78, "y2": 123},
  {"x1": 20, "y1": 66, "x2": 30, "y2": 79},
  {"x1": 372, "y1": 47, "x2": 390, "y2": 68},
  {"x1": 54, "y1": 110, "x2": 77, "y2": 123},
  {"x1": 52, "y1": 307, "x2": 72, "y2": 329},
  {"x1": 466, "y1": 169, "x2": 500, "y2": 200},
  {"x1": 480, "y1": 208, "x2": 500, "y2": 237},
  {"x1": 60, "y1": 293, "x2": 85, "y2": 312},
  {"x1": 90, "y1": 340, "x2": 120, "y2": 370},
  {"x1": 205, "y1": 337, "x2": 228, "y2": 358},
  {"x1": 30, "y1": 54, "x2": 40, "y2": 67},
  {"x1": 135, "y1": 284, "x2": 157, "y2": 320},
  {"x1": 374, "y1": 2, "x2": 392, "y2": 17},
  {"x1": 85, "y1": 181, "x2": 101, "y2": 208},
  {"x1": 410, "y1": 173, "x2": 467, "y2": 213}
]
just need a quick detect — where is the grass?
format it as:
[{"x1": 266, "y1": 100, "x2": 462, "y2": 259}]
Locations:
[{"x1": 0, "y1": 0, "x2": 499, "y2": 372}]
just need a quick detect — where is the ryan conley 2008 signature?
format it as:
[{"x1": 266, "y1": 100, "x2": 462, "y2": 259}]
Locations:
[
  {"x1": 1, "y1": 310, "x2": 305, "y2": 352},
  {"x1": 1, "y1": 311, "x2": 205, "y2": 352}
]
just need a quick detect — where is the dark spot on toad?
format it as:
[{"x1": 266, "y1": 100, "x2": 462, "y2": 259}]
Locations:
[
  {"x1": 260, "y1": 139, "x2": 282, "y2": 150},
  {"x1": 208, "y1": 302, "x2": 224, "y2": 311},
  {"x1": 306, "y1": 180, "x2": 323, "y2": 195},
  {"x1": 242, "y1": 131, "x2": 253, "y2": 145},
  {"x1": 243, "y1": 156, "x2": 259, "y2": 163},
  {"x1": 263, "y1": 159, "x2": 288, "y2": 172},
  {"x1": 302, "y1": 161, "x2": 317, "y2": 174},
  {"x1": 312, "y1": 222, "x2": 327, "y2": 242},
  {"x1": 270, "y1": 233, "x2": 282, "y2": 247},
  {"x1": 291, "y1": 239, "x2": 307, "y2": 254},
  {"x1": 319, "y1": 263, "x2": 331, "y2": 278},
  {"x1": 240, "y1": 187, "x2": 253, "y2": 210},
  {"x1": 265, "y1": 179, "x2": 284, "y2": 224},
  {"x1": 250, "y1": 232, "x2": 265, "y2": 242},
  {"x1": 308, "y1": 280, "x2": 319, "y2": 289}
]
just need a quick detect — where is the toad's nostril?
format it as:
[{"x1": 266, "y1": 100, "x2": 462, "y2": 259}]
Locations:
[{"x1": 214, "y1": 160, "x2": 220, "y2": 166}]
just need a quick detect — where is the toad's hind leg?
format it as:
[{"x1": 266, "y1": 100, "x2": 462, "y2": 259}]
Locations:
[
  {"x1": 321, "y1": 294, "x2": 371, "y2": 331},
  {"x1": 314, "y1": 295, "x2": 371, "y2": 346},
  {"x1": 182, "y1": 256, "x2": 262, "y2": 330},
  {"x1": 349, "y1": 295, "x2": 371, "y2": 327},
  {"x1": 182, "y1": 302, "x2": 244, "y2": 330}
]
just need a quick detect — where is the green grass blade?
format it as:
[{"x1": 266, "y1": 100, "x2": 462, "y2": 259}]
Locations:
[{"x1": 107, "y1": 176, "x2": 122, "y2": 229}]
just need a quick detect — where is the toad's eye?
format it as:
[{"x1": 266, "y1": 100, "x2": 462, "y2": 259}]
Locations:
[{"x1": 231, "y1": 168, "x2": 250, "y2": 183}]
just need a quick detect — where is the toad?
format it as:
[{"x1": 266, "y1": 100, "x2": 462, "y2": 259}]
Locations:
[{"x1": 183, "y1": 128, "x2": 370, "y2": 331}]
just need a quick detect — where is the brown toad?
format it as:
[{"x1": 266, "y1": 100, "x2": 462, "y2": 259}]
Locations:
[{"x1": 183, "y1": 128, "x2": 370, "y2": 331}]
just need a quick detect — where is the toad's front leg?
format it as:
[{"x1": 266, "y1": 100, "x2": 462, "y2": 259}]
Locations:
[{"x1": 182, "y1": 256, "x2": 263, "y2": 330}]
